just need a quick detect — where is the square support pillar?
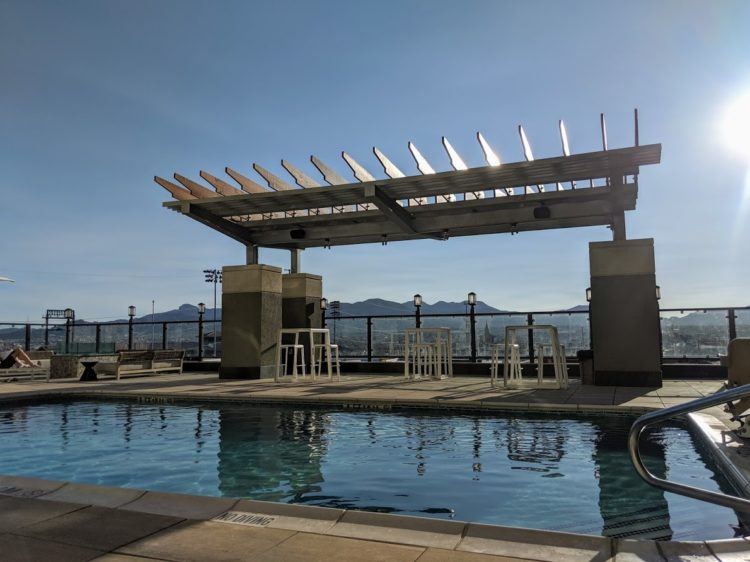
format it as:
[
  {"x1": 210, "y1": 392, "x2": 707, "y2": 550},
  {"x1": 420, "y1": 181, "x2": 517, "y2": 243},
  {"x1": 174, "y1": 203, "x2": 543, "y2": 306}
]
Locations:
[
  {"x1": 282, "y1": 273, "x2": 323, "y2": 363},
  {"x1": 589, "y1": 238, "x2": 662, "y2": 387},
  {"x1": 220, "y1": 264, "x2": 282, "y2": 379}
]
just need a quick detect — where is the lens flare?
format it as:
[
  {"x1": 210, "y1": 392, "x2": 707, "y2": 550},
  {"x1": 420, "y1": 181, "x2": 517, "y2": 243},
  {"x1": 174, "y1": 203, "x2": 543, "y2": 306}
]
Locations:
[{"x1": 721, "y1": 92, "x2": 750, "y2": 159}]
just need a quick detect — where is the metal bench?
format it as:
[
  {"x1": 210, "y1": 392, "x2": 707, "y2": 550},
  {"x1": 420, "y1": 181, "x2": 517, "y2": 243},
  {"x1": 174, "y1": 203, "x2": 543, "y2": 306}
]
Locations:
[{"x1": 97, "y1": 350, "x2": 184, "y2": 380}]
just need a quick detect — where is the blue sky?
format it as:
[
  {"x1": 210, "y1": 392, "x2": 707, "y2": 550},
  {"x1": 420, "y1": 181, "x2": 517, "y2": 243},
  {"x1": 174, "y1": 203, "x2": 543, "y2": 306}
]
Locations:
[{"x1": 1, "y1": 0, "x2": 749, "y2": 322}]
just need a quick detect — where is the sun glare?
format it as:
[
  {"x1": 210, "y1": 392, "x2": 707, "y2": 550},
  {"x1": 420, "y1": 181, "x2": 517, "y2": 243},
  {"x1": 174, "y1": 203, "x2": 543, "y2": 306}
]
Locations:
[{"x1": 721, "y1": 92, "x2": 750, "y2": 159}]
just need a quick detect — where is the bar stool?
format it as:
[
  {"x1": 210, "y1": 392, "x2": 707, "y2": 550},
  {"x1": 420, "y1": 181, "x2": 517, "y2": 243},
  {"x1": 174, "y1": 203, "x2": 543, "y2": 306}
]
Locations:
[
  {"x1": 279, "y1": 344, "x2": 306, "y2": 380},
  {"x1": 411, "y1": 342, "x2": 437, "y2": 379},
  {"x1": 313, "y1": 343, "x2": 341, "y2": 380}
]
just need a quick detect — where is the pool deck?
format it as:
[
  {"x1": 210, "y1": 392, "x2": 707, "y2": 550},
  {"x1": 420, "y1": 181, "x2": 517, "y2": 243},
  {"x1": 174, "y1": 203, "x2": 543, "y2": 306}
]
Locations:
[
  {"x1": 0, "y1": 372, "x2": 746, "y2": 561},
  {"x1": 0, "y1": 372, "x2": 727, "y2": 412}
]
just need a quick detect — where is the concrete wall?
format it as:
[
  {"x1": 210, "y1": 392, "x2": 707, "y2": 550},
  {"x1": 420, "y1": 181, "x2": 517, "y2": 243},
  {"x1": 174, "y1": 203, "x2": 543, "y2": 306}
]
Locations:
[
  {"x1": 589, "y1": 238, "x2": 662, "y2": 386},
  {"x1": 220, "y1": 264, "x2": 282, "y2": 379}
]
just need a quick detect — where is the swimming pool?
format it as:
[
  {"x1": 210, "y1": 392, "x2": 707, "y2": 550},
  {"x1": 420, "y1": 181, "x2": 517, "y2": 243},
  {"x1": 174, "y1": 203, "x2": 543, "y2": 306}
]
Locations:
[{"x1": 0, "y1": 399, "x2": 743, "y2": 540}]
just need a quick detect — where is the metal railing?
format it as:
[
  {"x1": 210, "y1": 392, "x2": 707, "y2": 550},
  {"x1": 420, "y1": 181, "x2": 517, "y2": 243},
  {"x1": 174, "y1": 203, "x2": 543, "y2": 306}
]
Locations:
[
  {"x1": 0, "y1": 305, "x2": 747, "y2": 361},
  {"x1": 628, "y1": 384, "x2": 750, "y2": 512},
  {"x1": 0, "y1": 318, "x2": 221, "y2": 359},
  {"x1": 324, "y1": 306, "x2": 749, "y2": 362}
]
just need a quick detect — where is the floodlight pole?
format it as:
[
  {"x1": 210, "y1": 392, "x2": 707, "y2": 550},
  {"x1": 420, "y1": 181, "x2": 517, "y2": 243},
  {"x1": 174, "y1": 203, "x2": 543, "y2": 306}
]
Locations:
[{"x1": 203, "y1": 269, "x2": 222, "y2": 357}]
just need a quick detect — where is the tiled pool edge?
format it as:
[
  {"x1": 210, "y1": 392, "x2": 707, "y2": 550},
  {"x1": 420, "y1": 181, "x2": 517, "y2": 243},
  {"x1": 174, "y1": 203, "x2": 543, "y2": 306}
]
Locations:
[
  {"x1": 688, "y1": 412, "x2": 750, "y2": 499},
  {"x1": 0, "y1": 388, "x2": 659, "y2": 416},
  {"x1": 1, "y1": 473, "x2": 746, "y2": 561}
]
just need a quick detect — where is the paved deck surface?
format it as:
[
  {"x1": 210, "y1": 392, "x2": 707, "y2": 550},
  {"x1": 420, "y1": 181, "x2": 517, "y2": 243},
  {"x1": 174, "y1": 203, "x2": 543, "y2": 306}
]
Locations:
[
  {"x1": 0, "y1": 373, "x2": 741, "y2": 561},
  {"x1": 0, "y1": 372, "x2": 726, "y2": 411}
]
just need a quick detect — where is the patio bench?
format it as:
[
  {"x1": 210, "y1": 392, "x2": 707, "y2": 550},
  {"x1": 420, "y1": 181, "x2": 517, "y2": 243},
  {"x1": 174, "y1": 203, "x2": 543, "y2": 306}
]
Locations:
[{"x1": 97, "y1": 350, "x2": 185, "y2": 380}]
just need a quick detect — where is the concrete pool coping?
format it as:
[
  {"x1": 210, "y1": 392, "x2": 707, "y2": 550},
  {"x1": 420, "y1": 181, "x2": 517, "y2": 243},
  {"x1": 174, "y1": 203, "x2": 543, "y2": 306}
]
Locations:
[
  {"x1": 0, "y1": 373, "x2": 748, "y2": 560},
  {"x1": 1, "y1": 473, "x2": 748, "y2": 561}
]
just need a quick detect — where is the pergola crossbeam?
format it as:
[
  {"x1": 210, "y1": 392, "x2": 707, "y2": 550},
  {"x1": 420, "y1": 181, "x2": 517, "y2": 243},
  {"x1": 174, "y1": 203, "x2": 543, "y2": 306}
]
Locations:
[{"x1": 363, "y1": 184, "x2": 440, "y2": 239}]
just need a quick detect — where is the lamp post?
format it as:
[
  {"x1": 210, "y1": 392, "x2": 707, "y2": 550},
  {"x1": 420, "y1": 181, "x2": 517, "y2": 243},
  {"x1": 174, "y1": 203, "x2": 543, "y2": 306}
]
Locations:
[
  {"x1": 64, "y1": 308, "x2": 74, "y2": 353},
  {"x1": 128, "y1": 305, "x2": 136, "y2": 350},
  {"x1": 468, "y1": 291, "x2": 477, "y2": 362},
  {"x1": 197, "y1": 302, "x2": 205, "y2": 361},
  {"x1": 413, "y1": 294, "x2": 422, "y2": 329},
  {"x1": 320, "y1": 298, "x2": 328, "y2": 329},
  {"x1": 203, "y1": 269, "x2": 222, "y2": 357}
]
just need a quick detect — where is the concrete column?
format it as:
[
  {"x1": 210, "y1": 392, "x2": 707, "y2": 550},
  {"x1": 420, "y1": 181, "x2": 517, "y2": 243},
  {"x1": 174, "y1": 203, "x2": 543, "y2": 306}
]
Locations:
[
  {"x1": 589, "y1": 238, "x2": 662, "y2": 387},
  {"x1": 282, "y1": 273, "x2": 322, "y2": 365},
  {"x1": 220, "y1": 264, "x2": 282, "y2": 379}
]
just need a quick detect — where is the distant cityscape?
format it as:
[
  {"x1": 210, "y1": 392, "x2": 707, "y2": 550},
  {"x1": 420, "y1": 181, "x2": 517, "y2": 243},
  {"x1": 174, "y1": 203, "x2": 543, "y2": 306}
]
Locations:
[{"x1": 1, "y1": 299, "x2": 746, "y2": 360}]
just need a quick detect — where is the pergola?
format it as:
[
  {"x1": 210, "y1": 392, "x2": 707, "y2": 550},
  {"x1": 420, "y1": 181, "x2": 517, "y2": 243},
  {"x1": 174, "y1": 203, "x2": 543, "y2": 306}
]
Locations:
[
  {"x1": 155, "y1": 112, "x2": 665, "y2": 386},
  {"x1": 156, "y1": 117, "x2": 661, "y2": 264}
]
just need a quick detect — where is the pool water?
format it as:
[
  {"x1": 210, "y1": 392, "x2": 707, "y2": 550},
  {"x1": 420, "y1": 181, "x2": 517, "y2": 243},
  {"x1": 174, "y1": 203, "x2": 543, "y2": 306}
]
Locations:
[{"x1": 0, "y1": 399, "x2": 743, "y2": 540}]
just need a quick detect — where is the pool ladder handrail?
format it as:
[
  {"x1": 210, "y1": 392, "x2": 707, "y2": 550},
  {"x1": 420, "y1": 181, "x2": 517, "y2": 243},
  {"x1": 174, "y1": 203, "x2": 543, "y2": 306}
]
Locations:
[{"x1": 628, "y1": 383, "x2": 750, "y2": 513}]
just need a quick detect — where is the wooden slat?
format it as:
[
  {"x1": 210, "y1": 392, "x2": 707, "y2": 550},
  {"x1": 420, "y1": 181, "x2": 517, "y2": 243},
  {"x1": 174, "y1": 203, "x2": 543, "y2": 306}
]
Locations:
[
  {"x1": 253, "y1": 164, "x2": 296, "y2": 191},
  {"x1": 154, "y1": 176, "x2": 196, "y2": 201},
  {"x1": 225, "y1": 167, "x2": 268, "y2": 194},
  {"x1": 200, "y1": 171, "x2": 243, "y2": 196},
  {"x1": 174, "y1": 174, "x2": 219, "y2": 198}
]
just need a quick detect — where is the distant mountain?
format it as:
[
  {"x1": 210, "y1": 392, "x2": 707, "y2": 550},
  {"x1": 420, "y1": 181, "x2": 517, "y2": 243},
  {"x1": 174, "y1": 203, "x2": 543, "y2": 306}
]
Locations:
[
  {"x1": 100, "y1": 299, "x2": 588, "y2": 322},
  {"x1": 76, "y1": 304, "x2": 222, "y2": 325},
  {"x1": 336, "y1": 298, "x2": 505, "y2": 316}
]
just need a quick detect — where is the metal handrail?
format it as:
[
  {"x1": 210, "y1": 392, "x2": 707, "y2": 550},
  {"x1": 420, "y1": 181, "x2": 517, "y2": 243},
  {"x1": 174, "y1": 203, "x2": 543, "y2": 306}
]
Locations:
[{"x1": 628, "y1": 384, "x2": 750, "y2": 512}]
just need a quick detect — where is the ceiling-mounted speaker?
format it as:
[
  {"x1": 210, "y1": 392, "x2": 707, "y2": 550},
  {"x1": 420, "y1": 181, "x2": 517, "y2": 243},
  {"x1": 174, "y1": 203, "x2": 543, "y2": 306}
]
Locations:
[
  {"x1": 290, "y1": 228, "x2": 306, "y2": 239},
  {"x1": 533, "y1": 205, "x2": 551, "y2": 219}
]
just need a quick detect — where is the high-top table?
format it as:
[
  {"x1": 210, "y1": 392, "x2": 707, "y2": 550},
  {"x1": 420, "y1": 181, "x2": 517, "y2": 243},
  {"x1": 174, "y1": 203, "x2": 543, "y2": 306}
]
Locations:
[
  {"x1": 275, "y1": 328, "x2": 334, "y2": 382},
  {"x1": 490, "y1": 324, "x2": 568, "y2": 389},
  {"x1": 403, "y1": 327, "x2": 453, "y2": 381}
]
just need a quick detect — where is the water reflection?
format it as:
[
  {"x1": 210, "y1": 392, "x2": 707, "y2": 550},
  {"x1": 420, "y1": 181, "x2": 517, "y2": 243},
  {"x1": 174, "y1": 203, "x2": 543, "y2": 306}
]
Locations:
[
  {"x1": 592, "y1": 421, "x2": 672, "y2": 540},
  {"x1": 217, "y1": 408, "x2": 328, "y2": 501}
]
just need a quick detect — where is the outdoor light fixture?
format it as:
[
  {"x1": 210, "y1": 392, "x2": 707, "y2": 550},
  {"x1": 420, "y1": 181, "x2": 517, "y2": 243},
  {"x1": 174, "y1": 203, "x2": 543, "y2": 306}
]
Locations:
[
  {"x1": 413, "y1": 294, "x2": 422, "y2": 328},
  {"x1": 413, "y1": 294, "x2": 422, "y2": 307},
  {"x1": 63, "y1": 308, "x2": 74, "y2": 319},
  {"x1": 128, "y1": 305, "x2": 136, "y2": 318},
  {"x1": 198, "y1": 302, "x2": 206, "y2": 314},
  {"x1": 655, "y1": 286, "x2": 661, "y2": 300},
  {"x1": 320, "y1": 298, "x2": 328, "y2": 310},
  {"x1": 585, "y1": 288, "x2": 592, "y2": 303},
  {"x1": 468, "y1": 292, "x2": 477, "y2": 362}
]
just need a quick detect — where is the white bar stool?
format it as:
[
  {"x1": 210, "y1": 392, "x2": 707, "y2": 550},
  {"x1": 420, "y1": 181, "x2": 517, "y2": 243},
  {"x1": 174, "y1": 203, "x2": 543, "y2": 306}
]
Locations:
[
  {"x1": 313, "y1": 343, "x2": 341, "y2": 380},
  {"x1": 411, "y1": 342, "x2": 436, "y2": 379},
  {"x1": 279, "y1": 344, "x2": 306, "y2": 380}
]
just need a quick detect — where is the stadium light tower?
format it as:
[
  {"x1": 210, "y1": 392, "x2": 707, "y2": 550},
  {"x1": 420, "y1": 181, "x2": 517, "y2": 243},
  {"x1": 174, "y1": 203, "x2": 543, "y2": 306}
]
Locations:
[{"x1": 203, "y1": 269, "x2": 223, "y2": 357}]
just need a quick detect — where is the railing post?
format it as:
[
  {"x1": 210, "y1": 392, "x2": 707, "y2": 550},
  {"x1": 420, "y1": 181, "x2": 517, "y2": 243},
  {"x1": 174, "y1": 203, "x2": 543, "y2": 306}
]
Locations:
[
  {"x1": 470, "y1": 305, "x2": 477, "y2": 362},
  {"x1": 198, "y1": 316, "x2": 204, "y2": 361},
  {"x1": 65, "y1": 319, "x2": 71, "y2": 354},
  {"x1": 128, "y1": 318, "x2": 134, "y2": 350},
  {"x1": 162, "y1": 322, "x2": 168, "y2": 350},
  {"x1": 24, "y1": 324, "x2": 31, "y2": 352},
  {"x1": 415, "y1": 308, "x2": 421, "y2": 329},
  {"x1": 367, "y1": 317, "x2": 373, "y2": 362},
  {"x1": 95, "y1": 324, "x2": 101, "y2": 353},
  {"x1": 728, "y1": 308, "x2": 737, "y2": 342},
  {"x1": 527, "y1": 312, "x2": 535, "y2": 362}
]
